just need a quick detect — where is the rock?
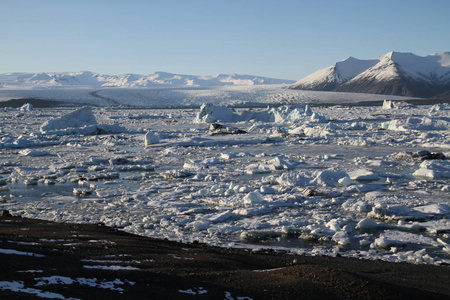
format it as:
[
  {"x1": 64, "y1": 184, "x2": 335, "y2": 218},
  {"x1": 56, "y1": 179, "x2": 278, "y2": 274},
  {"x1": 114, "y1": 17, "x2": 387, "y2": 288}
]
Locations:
[
  {"x1": 109, "y1": 158, "x2": 130, "y2": 165},
  {"x1": 209, "y1": 123, "x2": 247, "y2": 135},
  {"x1": 389, "y1": 150, "x2": 446, "y2": 161},
  {"x1": 0, "y1": 210, "x2": 12, "y2": 217}
]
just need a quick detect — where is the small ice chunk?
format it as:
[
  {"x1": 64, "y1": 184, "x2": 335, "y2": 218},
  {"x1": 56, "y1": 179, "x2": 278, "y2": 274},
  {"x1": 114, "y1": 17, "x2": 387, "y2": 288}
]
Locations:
[
  {"x1": 382, "y1": 100, "x2": 414, "y2": 110},
  {"x1": 413, "y1": 160, "x2": 450, "y2": 178},
  {"x1": 20, "y1": 103, "x2": 33, "y2": 111},
  {"x1": 437, "y1": 238, "x2": 450, "y2": 253},
  {"x1": 356, "y1": 218, "x2": 382, "y2": 230},
  {"x1": 371, "y1": 237, "x2": 406, "y2": 249},
  {"x1": 412, "y1": 203, "x2": 450, "y2": 215},
  {"x1": 326, "y1": 219, "x2": 344, "y2": 231},
  {"x1": 311, "y1": 170, "x2": 350, "y2": 187},
  {"x1": 260, "y1": 186, "x2": 277, "y2": 194},
  {"x1": 332, "y1": 231, "x2": 350, "y2": 246},
  {"x1": 19, "y1": 149, "x2": 50, "y2": 157},
  {"x1": 243, "y1": 191, "x2": 264, "y2": 207},
  {"x1": 144, "y1": 131, "x2": 160, "y2": 146},
  {"x1": 209, "y1": 210, "x2": 233, "y2": 223},
  {"x1": 277, "y1": 172, "x2": 312, "y2": 186},
  {"x1": 338, "y1": 176, "x2": 352, "y2": 187},
  {"x1": 348, "y1": 169, "x2": 379, "y2": 181}
]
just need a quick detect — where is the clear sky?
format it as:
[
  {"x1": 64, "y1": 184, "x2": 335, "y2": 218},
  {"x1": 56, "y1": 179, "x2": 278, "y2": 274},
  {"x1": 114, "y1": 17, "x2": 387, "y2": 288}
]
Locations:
[{"x1": 1, "y1": 0, "x2": 449, "y2": 80}]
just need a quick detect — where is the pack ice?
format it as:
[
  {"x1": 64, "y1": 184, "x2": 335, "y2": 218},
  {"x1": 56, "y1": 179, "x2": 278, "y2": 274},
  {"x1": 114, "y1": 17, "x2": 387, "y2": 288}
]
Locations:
[{"x1": 0, "y1": 98, "x2": 449, "y2": 266}]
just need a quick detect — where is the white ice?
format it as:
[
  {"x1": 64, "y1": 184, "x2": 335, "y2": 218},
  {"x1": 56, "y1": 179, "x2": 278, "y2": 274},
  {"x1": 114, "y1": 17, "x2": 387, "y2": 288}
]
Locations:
[{"x1": 0, "y1": 88, "x2": 449, "y2": 266}]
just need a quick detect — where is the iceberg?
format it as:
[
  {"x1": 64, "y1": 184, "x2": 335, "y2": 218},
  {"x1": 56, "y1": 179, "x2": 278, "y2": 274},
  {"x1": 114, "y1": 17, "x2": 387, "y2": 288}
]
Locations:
[{"x1": 40, "y1": 107, "x2": 126, "y2": 135}]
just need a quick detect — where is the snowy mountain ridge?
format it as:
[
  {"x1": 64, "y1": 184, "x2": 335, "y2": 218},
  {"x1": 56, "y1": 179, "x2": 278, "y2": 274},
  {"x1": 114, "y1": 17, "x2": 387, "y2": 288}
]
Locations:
[
  {"x1": 0, "y1": 71, "x2": 294, "y2": 88},
  {"x1": 290, "y1": 51, "x2": 450, "y2": 98}
]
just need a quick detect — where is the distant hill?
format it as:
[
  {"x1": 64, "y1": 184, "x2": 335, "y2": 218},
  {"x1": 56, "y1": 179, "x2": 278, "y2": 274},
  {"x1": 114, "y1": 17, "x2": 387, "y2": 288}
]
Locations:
[
  {"x1": 290, "y1": 51, "x2": 450, "y2": 99},
  {"x1": 0, "y1": 71, "x2": 294, "y2": 88}
]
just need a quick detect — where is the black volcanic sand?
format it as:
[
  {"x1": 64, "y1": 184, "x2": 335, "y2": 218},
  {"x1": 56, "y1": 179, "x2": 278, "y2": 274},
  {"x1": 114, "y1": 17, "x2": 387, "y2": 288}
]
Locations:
[{"x1": 0, "y1": 215, "x2": 449, "y2": 299}]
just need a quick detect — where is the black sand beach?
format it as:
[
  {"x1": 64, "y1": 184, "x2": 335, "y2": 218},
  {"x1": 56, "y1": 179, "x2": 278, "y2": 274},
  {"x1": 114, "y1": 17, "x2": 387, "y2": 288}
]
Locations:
[{"x1": 0, "y1": 214, "x2": 449, "y2": 299}]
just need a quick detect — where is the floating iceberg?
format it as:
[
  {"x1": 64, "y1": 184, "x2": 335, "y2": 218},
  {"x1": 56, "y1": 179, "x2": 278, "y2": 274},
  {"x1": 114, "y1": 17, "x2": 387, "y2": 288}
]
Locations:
[
  {"x1": 413, "y1": 160, "x2": 450, "y2": 178},
  {"x1": 40, "y1": 107, "x2": 126, "y2": 135}
]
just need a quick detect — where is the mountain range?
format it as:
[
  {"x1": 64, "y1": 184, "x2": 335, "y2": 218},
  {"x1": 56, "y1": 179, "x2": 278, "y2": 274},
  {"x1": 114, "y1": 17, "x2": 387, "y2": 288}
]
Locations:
[
  {"x1": 0, "y1": 71, "x2": 294, "y2": 88},
  {"x1": 289, "y1": 51, "x2": 450, "y2": 99}
]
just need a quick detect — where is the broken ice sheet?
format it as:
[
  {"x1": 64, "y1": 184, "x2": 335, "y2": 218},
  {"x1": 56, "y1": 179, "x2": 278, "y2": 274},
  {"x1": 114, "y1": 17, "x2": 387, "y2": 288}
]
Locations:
[{"x1": 0, "y1": 101, "x2": 449, "y2": 265}]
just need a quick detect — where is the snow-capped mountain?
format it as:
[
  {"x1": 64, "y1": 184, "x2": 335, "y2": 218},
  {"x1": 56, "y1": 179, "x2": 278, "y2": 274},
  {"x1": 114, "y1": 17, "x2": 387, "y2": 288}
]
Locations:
[
  {"x1": 290, "y1": 51, "x2": 450, "y2": 98},
  {"x1": 0, "y1": 71, "x2": 294, "y2": 89}
]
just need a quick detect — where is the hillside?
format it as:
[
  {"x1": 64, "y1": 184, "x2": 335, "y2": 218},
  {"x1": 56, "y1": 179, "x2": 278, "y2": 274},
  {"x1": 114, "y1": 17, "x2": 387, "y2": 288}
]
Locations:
[{"x1": 290, "y1": 52, "x2": 450, "y2": 98}]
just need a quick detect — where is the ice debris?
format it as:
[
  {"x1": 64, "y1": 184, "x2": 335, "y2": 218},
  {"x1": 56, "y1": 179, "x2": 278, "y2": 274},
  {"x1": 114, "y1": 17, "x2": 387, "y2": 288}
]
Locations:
[
  {"x1": 243, "y1": 192, "x2": 264, "y2": 207},
  {"x1": 20, "y1": 103, "x2": 33, "y2": 111},
  {"x1": 382, "y1": 117, "x2": 450, "y2": 131},
  {"x1": 382, "y1": 99, "x2": 415, "y2": 110},
  {"x1": 18, "y1": 149, "x2": 50, "y2": 157},
  {"x1": 311, "y1": 170, "x2": 351, "y2": 187},
  {"x1": 194, "y1": 103, "x2": 326, "y2": 124},
  {"x1": 413, "y1": 160, "x2": 450, "y2": 178}
]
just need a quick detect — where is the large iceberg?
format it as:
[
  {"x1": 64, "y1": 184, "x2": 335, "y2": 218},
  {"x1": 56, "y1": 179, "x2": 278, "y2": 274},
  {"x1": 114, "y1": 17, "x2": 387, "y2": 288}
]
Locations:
[{"x1": 40, "y1": 107, "x2": 126, "y2": 135}]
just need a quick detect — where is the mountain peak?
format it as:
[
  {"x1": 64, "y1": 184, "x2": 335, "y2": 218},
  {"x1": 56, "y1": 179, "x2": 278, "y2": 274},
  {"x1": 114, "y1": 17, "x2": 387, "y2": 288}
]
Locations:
[
  {"x1": 0, "y1": 71, "x2": 294, "y2": 89},
  {"x1": 290, "y1": 51, "x2": 450, "y2": 98}
]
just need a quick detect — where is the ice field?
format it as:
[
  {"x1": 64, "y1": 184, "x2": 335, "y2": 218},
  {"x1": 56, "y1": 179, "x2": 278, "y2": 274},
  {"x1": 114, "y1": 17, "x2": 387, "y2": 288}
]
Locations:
[{"x1": 0, "y1": 86, "x2": 449, "y2": 265}]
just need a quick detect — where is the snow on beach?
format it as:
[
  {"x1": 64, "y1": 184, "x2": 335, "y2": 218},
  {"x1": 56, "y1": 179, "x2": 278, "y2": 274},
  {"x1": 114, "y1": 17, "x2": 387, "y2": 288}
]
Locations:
[{"x1": 0, "y1": 87, "x2": 449, "y2": 265}]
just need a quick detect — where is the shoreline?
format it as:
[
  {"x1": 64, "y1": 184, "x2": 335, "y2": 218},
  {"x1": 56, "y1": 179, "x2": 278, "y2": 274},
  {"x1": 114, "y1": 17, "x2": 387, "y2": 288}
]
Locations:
[{"x1": 1, "y1": 215, "x2": 449, "y2": 299}]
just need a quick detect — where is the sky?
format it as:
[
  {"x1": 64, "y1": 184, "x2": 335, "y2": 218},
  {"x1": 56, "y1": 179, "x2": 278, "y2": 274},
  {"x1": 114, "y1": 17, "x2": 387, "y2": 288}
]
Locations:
[{"x1": 1, "y1": 0, "x2": 449, "y2": 80}]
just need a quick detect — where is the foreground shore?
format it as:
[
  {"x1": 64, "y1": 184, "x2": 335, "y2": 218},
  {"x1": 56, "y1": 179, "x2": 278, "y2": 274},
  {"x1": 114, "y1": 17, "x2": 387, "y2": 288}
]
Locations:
[{"x1": 0, "y1": 215, "x2": 449, "y2": 299}]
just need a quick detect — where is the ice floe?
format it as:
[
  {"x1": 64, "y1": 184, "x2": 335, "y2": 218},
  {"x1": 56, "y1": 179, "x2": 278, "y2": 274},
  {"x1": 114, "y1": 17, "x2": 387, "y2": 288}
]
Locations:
[
  {"x1": 413, "y1": 160, "x2": 450, "y2": 178},
  {"x1": 0, "y1": 101, "x2": 449, "y2": 266}
]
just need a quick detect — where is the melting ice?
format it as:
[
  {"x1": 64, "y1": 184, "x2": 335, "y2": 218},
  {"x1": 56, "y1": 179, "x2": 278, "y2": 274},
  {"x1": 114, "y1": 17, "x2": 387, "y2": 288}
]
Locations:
[{"x1": 0, "y1": 101, "x2": 449, "y2": 265}]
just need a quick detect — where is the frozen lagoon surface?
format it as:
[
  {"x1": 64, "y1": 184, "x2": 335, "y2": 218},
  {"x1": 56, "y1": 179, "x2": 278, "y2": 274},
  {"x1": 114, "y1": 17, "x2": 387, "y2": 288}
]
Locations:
[{"x1": 0, "y1": 87, "x2": 449, "y2": 265}]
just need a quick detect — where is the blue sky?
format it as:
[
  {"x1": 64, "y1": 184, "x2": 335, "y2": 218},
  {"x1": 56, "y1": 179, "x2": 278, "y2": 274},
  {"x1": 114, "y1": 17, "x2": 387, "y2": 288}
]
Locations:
[{"x1": 2, "y1": 0, "x2": 449, "y2": 80}]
